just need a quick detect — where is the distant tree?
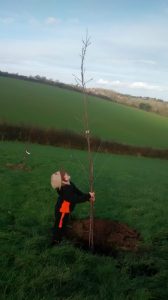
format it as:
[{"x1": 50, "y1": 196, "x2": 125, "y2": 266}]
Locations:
[
  {"x1": 35, "y1": 75, "x2": 41, "y2": 80},
  {"x1": 139, "y1": 102, "x2": 151, "y2": 112}
]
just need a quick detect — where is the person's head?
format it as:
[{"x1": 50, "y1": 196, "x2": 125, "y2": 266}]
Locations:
[
  {"x1": 51, "y1": 170, "x2": 71, "y2": 189},
  {"x1": 60, "y1": 170, "x2": 71, "y2": 184}
]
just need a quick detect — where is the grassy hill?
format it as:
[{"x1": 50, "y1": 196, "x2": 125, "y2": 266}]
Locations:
[
  {"x1": 1, "y1": 76, "x2": 168, "y2": 149},
  {"x1": 88, "y1": 87, "x2": 168, "y2": 117},
  {"x1": 1, "y1": 74, "x2": 167, "y2": 299},
  {"x1": 0, "y1": 141, "x2": 168, "y2": 299}
]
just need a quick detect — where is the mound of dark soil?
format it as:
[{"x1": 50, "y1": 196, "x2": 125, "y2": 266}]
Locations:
[{"x1": 67, "y1": 218, "x2": 140, "y2": 255}]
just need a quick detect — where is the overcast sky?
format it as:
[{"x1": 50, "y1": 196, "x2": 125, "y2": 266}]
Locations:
[{"x1": 0, "y1": 0, "x2": 168, "y2": 100}]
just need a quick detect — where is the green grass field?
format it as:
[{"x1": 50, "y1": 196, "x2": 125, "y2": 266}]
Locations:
[
  {"x1": 1, "y1": 76, "x2": 168, "y2": 149},
  {"x1": 0, "y1": 141, "x2": 168, "y2": 299}
]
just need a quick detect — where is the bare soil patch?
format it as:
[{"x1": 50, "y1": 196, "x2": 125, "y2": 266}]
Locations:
[{"x1": 67, "y1": 218, "x2": 140, "y2": 255}]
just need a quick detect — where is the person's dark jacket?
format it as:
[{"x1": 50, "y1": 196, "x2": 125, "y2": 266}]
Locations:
[{"x1": 55, "y1": 181, "x2": 90, "y2": 212}]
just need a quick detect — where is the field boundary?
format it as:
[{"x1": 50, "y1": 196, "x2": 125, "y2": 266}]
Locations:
[{"x1": 0, "y1": 122, "x2": 168, "y2": 159}]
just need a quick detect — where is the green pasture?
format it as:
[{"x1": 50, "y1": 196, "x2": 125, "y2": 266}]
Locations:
[
  {"x1": 1, "y1": 76, "x2": 168, "y2": 149},
  {"x1": 0, "y1": 141, "x2": 168, "y2": 299}
]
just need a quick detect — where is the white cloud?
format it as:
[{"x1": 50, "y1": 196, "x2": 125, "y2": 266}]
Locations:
[
  {"x1": 110, "y1": 80, "x2": 121, "y2": 86},
  {"x1": 0, "y1": 38, "x2": 81, "y2": 73},
  {"x1": 130, "y1": 82, "x2": 162, "y2": 91},
  {"x1": 97, "y1": 79, "x2": 109, "y2": 85},
  {"x1": 130, "y1": 60, "x2": 157, "y2": 65},
  {"x1": 97, "y1": 59, "x2": 157, "y2": 66},
  {"x1": 45, "y1": 17, "x2": 61, "y2": 25},
  {"x1": 0, "y1": 17, "x2": 14, "y2": 24},
  {"x1": 97, "y1": 79, "x2": 167, "y2": 92},
  {"x1": 139, "y1": 60, "x2": 156, "y2": 65},
  {"x1": 98, "y1": 79, "x2": 122, "y2": 86},
  {"x1": 27, "y1": 16, "x2": 62, "y2": 29},
  {"x1": 97, "y1": 79, "x2": 124, "y2": 87}
]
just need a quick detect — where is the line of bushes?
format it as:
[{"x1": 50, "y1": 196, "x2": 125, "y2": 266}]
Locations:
[
  {"x1": 0, "y1": 71, "x2": 116, "y2": 104},
  {"x1": 0, "y1": 123, "x2": 168, "y2": 159},
  {"x1": 0, "y1": 71, "x2": 81, "y2": 93}
]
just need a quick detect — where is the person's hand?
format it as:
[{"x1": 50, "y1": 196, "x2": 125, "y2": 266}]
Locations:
[{"x1": 89, "y1": 192, "x2": 95, "y2": 201}]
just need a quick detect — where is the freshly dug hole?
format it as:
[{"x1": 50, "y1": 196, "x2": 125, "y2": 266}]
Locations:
[{"x1": 66, "y1": 218, "x2": 140, "y2": 255}]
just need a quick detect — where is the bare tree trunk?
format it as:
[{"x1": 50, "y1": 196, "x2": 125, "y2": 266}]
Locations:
[{"x1": 73, "y1": 32, "x2": 94, "y2": 251}]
